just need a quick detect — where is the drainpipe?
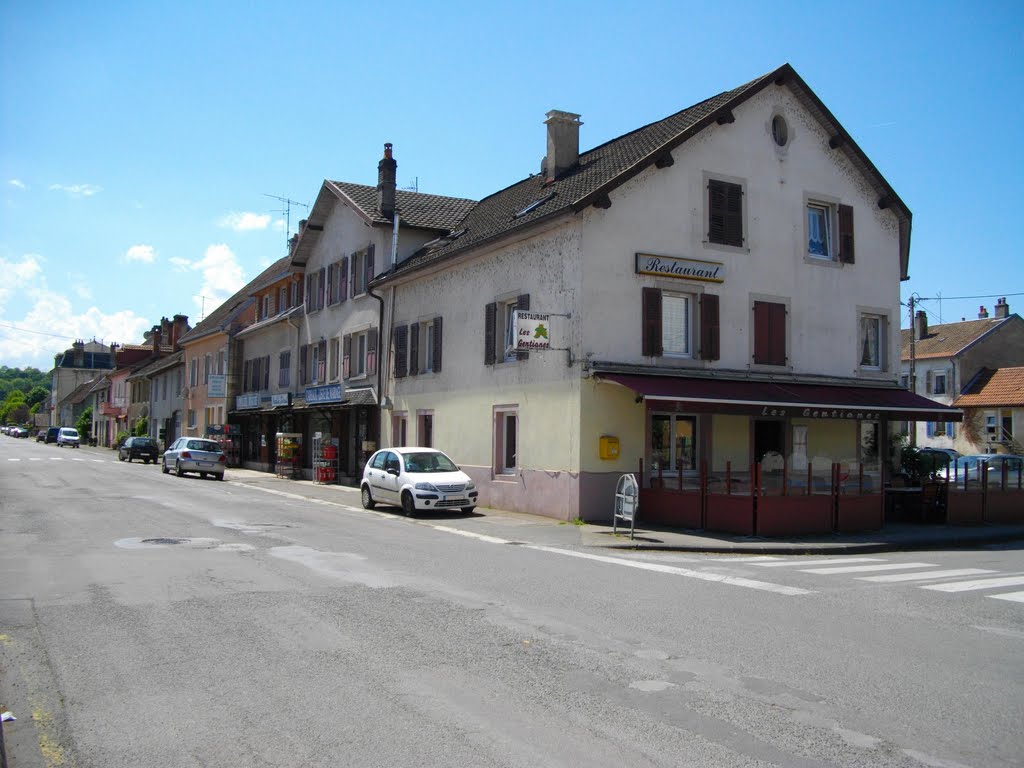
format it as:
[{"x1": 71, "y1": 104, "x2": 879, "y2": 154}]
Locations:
[{"x1": 367, "y1": 209, "x2": 399, "y2": 419}]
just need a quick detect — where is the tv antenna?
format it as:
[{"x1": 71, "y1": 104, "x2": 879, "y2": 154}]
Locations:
[
  {"x1": 193, "y1": 294, "x2": 214, "y2": 321},
  {"x1": 263, "y1": 193, "x2": 309, "y2": 252},
  {"x1": 402, "y1": 176, "x2": 419, "y2": 192}
]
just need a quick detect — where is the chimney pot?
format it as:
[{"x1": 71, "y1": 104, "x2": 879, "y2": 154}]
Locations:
[
  {"x1": 544, "y1": 110, "x2": 583, "y2": 180},
  {"x1": 994, "y1": 296, "x2": 1010, "y2": 319},
  {"x1": 979, "y1": 305, "x2": 989, "y2": 319},
  {"x1": 914, "y1": 309, "x2": 928, "y2": 340},
  {"x1": 377, "y1": 142, "x2": 397, "y2": 220}
]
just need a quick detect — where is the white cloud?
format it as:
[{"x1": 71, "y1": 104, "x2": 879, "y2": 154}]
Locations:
[
  {"x1": 124, "y1": 244, "x2": 157, "y2": 264},
  {"x1": 8, "y1": 179, "x2": 26, "y2": 189},
  {"x1": 169, "y1": 257, "x2": 192, "y2": 272},
  {"x1": 68, "y1": 273, "x2": 93, "y2": 300},
  {"x1": 219, "y1": 212, "x2": 271, "y2": 231},
  {"x1": 0, "y1": 254, "x2": 44, "y2": 312},
  {"x1": 272, "y1": 218, "x2": 287, "y2": 232},
  {"x1": 167, "y1": 244, "x2": 246, "y2": 319},
  {"x1": 49, "y1": 183, "x2": 102, "y2": 197}
]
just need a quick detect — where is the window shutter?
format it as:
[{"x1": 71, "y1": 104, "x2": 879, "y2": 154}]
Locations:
[
  {"x1": 433, "y1": 316, "x2": 443, "y2": 373},
  {"x1": 926, "y1": 422, "x2": 934, "y2": 437},
  {"x1": 263, "y1": 355, "x2": 270, "y2": 390},
  {"x1": 349, "y1": 253, "x2": 356, "y2": 298},
  {"x1": 699, "y1": 293, "x2": 720, "y2": 361},
  {"x1": 409, "y1": 323, "x2": 420, "y2": 376},
  {"x1": 296, "y1": 277, "x2": 303, "y2": 305},
  {"x1": 394, "y1": 325, "x2": 408, "y2": 378},
  {"x1": 326, "y1": 264, "x2": 334, "y2": 304},
  {"x1": 340, "y1": 257, "x2": 349, "y2": 302},
  {"x1": 708, "y1": 180, "x2": 743, "y2": 247},
  {"x1": 948, "y1": 367, "x2": 955, "y2": 396},
  {"x1": 642, "y1": 287, "x2": 663, "y2": 357},
  {"x1": 754, "y1": 301, "x2": 786, "y2": 365},
  {"x1": 305, "y1": 274, "x2": 313, "y2": 311},
  {"x1": 318, "y1": 268, "x2": 326, "y2": 309},
  {"x1": 485, "y1": 303, "x2": 497, "y2": 365},
  {"x1": 770, "y1": 303, "x2": 786, "y2": 365},
  {"x1": 342, "y1": 334, "x2": 351, "y2": 379},
  {"x1": 366, "y1": 244, "x2": 375, "y2": 287},
  {"x1": 926, "y1": 370, "x2": 933, "y2": 394},
  {"x1": 367, "y1": 328, "x2": 378, "y2": 376},
  {"x1": 838, "y1": 204, "x2": 855, "y2": 264},
  {"x1": 516, "y1": 294, "x2": 531, "y2": 361}
]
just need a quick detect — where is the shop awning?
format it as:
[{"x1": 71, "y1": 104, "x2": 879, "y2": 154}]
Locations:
[{"x1": 597, "y1": 373, "x2": 962, "y2": 421}]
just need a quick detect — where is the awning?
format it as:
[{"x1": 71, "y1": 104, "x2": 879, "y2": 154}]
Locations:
[{"x1": 597, "y1": 373, "x2": 962, "y2": 421}]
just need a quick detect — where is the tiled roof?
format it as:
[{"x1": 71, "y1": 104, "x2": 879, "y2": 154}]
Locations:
[
  {"x1": 900, "y1": 317, "x2": 1009, "y2": 360},
  {"x1": 954, "y1": 367, "x2": 1024, "y2": 408},
  {"x1": 128, "y1": 350, "x2": 184, "y2": 378},
  {"x1": 381, "y1": 63, "x2": 911, "y2": 281},
  {"x1": 327, "y1": 182, "x2": 476, "y2": 231},
  {"x1": 178, "y1": 256, "x2": 293, "y2": 344}
]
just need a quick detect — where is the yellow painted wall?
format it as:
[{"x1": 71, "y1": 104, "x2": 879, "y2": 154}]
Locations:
[
  {"x1": 712, "y1": 414, "x2": 749, "y2": 471},
  {"x1": 792, "y1": 418, "x2": 858, "y2": 468},
  {"x1": 579, "y1": 378, "x2": 646, "y2": 474}
]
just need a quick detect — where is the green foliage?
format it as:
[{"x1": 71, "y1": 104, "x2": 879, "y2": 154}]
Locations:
[
  {"x1": 25, "y1": 385, "x2": 49, "y2": 409},
  {"x1": 899, "y1": 445, "x2": 951, "y2": 484},
  {"x1": 0, "y1": 390, "x2": 28, "y2": 423},
  {"x1": 133, "y1": 417, "x2": 148, "y2": 436},
  {"x1": 76, "y1": 407, "x2": 93, "y2": 440},
  {"x1": 0, "y1": 366, "x2": 49, "y2": 403},
  {"x1": 115, "y1": 430, "x2": 130, "y2": 449}
]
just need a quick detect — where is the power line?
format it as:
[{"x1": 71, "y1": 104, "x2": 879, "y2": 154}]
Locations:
[
  {"x1": 912, "y1": 291, "x2": 1024, "y2": 301},
  {"x1": 0, "y1": 321, "x2": 82, "y2": 341}
]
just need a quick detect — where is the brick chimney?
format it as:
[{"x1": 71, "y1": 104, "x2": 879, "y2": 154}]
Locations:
[
  {"x1": 914, "y1": 310, "x2": 928, "y2": 340},
  {"x1": 543, "y1": 110, "x2": 583, "y2": 181},
  {"x1": 73, "y1": 339, "x2": 85, "y2": 367},
  {"x1": 994, "y1": 297, "x2": 1010, "y2": 319},
  {"x1": 377, "y1": 143, "x2": 397, "y2": 220},
  {"x1": 171, "y1": 314, "x2": 189, "y2": 349},
  {"x1": 978, "y1": 305, "x2": 989, "y2": 319},
  {"x1": 150, "y1": 324, "x2": 163, "y2": 355}
]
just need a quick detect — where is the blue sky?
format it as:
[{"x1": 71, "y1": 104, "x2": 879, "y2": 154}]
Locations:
[{"x1": 1, "y1": 0, "x2": 1021, "y2": 370}]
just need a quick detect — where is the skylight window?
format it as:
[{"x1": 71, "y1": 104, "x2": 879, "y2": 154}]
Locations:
[{"x1": 513, "y1": 192, "x2": 556, "y2": 219}]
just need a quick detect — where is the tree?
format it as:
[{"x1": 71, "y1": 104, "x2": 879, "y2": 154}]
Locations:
[
  {"x1": 133, "y1": 417, "x2": 148, "y2": 436},
  {"x1": 0, "y1": 390, "x2": 27, "y2": 423},
  {"x1": 25, "y1": 385, "x2": 49, "y2": 409},
  {"x1": 76, "y1": 407, "x2": 93, "y2": 441}
]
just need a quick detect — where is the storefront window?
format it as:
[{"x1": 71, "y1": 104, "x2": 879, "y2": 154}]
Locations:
[{"x1": 650, "y1": 414, "x2": 697, "y2": 485}]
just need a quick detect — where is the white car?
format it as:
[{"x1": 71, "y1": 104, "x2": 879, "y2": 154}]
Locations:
[
  {"x1": 938, "y1": 454, "x2": 1023, "y2": 484},
  {"x1": 56, "y1": 427, "x2": 80, "y2": 447},
  {"x1": 361, "y1": 447, "x2": 477, "y2": 516}
]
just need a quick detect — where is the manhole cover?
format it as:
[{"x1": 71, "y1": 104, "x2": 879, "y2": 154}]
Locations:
[{"x1": 142, "y1": 537, "x2": 187, "y2": 545}]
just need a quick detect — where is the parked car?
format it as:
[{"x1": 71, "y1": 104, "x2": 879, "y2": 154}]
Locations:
[
  {"x1": 44, "y1": 426, "x2": 61, "y2": 444},
  {"x1": 162, "y1": 437, "x2": 226, "y2": 480},
  {"x1": 10, "y1": 426, "x2": 28, "y2": 438},
  {"x1": 360, "y1": 446, "x2": 477, "y2": 516},
  {"x1": 119, "y1": 436, "x2": 159, "y2": 464},
  {"x1": 938, "y1": 454, "x2": 1024, "y2": 483},
  {"x1": 56, "y1": 427, "x2": 80, "y2": 447}
]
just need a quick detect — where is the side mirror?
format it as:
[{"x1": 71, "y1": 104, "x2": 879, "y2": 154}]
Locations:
[{"x1": 387, "y1": 467, "x2": 400, "y2": 476}]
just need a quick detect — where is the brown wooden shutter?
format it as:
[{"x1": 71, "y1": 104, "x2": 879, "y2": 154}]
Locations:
[
  {"x1": 433, "y1": 316, "x2": 443, "y2": 373},
  {"x1": 925, "y1": 370, "x2": 933, "y2": 394},
  {"x1": 367, "y1": 328, "x2": 378, "y2": 376},
  {"x1": 394, "y1": 325, "x2": 408, "y2": 378},
  {"x1": 296, "y1": 277, "x2": 304, "y2": 304},
  {"x1": 516, "y1": 294, "x2": 531, "y2": 361},
  {"x1": 299, "y1": 346, "x2": 307, "y2": 385},
  {"x1": 263, "y1": 355, "x2": 270, "y2": 390},
  {"x1": 838, "y1": 204, "x2": 855, "y2": 264},
  {"x1": 340, "y1": 257, "x2": 348, "y2": 302},
  {"x1": 485, "y1": 303, "x2": 497, "y2": 365},
  {"x1": 366, "y1": 244, "x2": 375, "y2": 287},
  {"x1": 305, "y1": 274, "x2": 313, "y2": 311},
  {"x1": 326, "y1": 264, "x2": 334, "y2": 304},
  {"x1": 699, "y1": 293, "x2": 720, "y2": 361},
  {"x1": 318, "y1": 268, "x2": 326, "y2": 309},
  {"x1": 753, "y1": 301, "x2": 786, "y2": 365},
  {"x1": 342, "y1": 334, "x2": 351, "y2": 379},
  {"x1": 708, "y1": 180, "x2": 743, "y2": 247},
  {"x1": 642, "y1": 287, "x2": 663, "y2": 357},
  {"x1": 409, "y1": 323, "x2": 420, "y2": 376}
]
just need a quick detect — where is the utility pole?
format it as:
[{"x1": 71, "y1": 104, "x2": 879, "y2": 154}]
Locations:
[{"x1": 908, "y1": 295, "x2": 917, "y2": 447}]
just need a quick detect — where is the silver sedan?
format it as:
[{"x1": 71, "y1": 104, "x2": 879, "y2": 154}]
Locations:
[{"x1": 162, "y1": 437, "x2": 227, "y2": 480}]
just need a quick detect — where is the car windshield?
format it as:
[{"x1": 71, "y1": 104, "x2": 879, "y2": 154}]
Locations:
[
  {"x1": 402, "y1": 452, "x2": 458, "y2": 473},
  {"x1": 63, "y1": 429, "x2": 78, "y2": 437},
  {"x1": 187, "y1": 440, "x2": 222, "y2": 452},
  {"x1": 135, "y1": 438, "x2": 154, "y2": 447}
]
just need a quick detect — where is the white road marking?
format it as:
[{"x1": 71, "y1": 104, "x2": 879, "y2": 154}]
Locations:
[
  {"x1": 29, "y1": 457, "x2": 42, "y2": 461},
  {"x1": 802, "y1": 562, "x2": 936, "y2": 575},
  {"x1": 989, "y1": 591, "x2": 1024, "y2": 603},
  {"x1": 48, "y1": 457, "x2": 63, "y2": 461},
  {"x1": 859, "y1": 568, "x2": 996, "y2": 583},
  {"x1": 924, "y1": 576, "x2": 1024, "y2": 593},
  {"x1": 527, "y1": 545, "x2": 813, "y2": 595},
  {"x1": 91, "y1": 459, "x2": 104, "y2": 463},
  {"x1": 706, "y1": 555, "x2": 782, "y2": 562},
  {"x1": 431, "y1": 525, "x2": 514, "y2": 545},
  {"x1": 752, "y1": 557, "x2": 885, "y2": 568},
  {"x1": 7, "y1": 458, "x2": 20, "y2": 461}
]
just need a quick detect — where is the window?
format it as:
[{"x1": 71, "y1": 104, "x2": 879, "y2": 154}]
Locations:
[
  {"x1": 317, "y1": 340, "x2": 327, "y2": 382},
  {"x1": 354, "y1": 334, "x2": 366, "y2": 377},
  {"x1": 650, "y1": 414, "x2": 697, "y2": 478},
  {"x1": 933, "y1": 372, "x2": 947, "y2": 395},
  {"x1": 262, "y1": 295, "x2": 270, "y2": 320},
  {"x1": 417, "y1": 412, "x2": 433, "y2": 448},
  {"x1": 807, "y1": 203, "x2": 832, "y2": 259},
  {"x1": 204, "y1": 354, "x2": 212, "y2": 384},
  {"x1": 707, "y1": 178, "x2": 743, "y2": 247},
  {"x1": 484, "y1": 295, "x2": 529, "y2": 365},
  {"x1": 771, "y1": 114, "x2": 788, "y2": 147},
  {"x1": 279, "y1": 351, "x2": 291, "y2": 387},
  {"x1": 311, "y1": 343, "x2": 322, "y2": 384},
  {"x1": 350, "y1": 246, "x2": 374, "y2": 297},
  {"x1": 188, "y1": 409, "x2": 197, "y2": 428},
  {"x1": 494, "y1": 407, "x2": 517, "y2": 474},
  {"x1": 291, "y1": 280, "x2": 299, "y2": 308},
  {"x1": 343, "y1": 329, "x2": 378, "y2": 379},
  {"x1": 392, "y1": 412, "x2": 408, "y2": 447},
  {"x1": 217, "y1": 349, "x2": 226, "y2": 376},
  {"x1": 806, "y1": 199, "x2": 855, "y2": 263},
  {"x1": 326, "y1": 263, "x2": 335, "y2": 305},
  {"x1": 753, "y1": 300, "x2": 787, "y2": 366},
  {"x1": 278, "y1": 286, "x2": 287, "y2": 313},
  {"x1": 189, "y1": 357, "x2": 199, "y2": 387},
  {"x1": 642, "y1": 289, "x2": 719, "y2": 360},
  {"x1": 407, "y1": 317, "x2": 443, "y2": 375},
  {"x1": 860, "y1": 314, "x2": 884, "y2": 370}
]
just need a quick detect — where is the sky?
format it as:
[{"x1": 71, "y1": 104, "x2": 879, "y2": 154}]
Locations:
[{"x1": 1, "y1": 0, "x2": 1022, "y2": 371}]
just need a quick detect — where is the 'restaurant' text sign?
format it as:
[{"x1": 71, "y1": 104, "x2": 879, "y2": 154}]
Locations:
[{"x1": 635, "y1": 253, "x2": 725, "y2": 283}]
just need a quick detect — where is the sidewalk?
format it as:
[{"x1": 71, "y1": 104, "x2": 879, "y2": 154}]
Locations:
[{"x1": 225, "y1": 467, "x2": 1024, "y2": 555}]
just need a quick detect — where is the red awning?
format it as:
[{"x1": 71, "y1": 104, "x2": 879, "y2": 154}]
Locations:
[{"x1": 597, "y1": 373, "x2": 962, "y2": 422}]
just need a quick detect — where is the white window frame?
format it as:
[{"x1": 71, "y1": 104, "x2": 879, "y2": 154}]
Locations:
[
  {"x1": 661, "y1": 292, "x2": 692, "y2": 358},
  {"x1": 933, "y1": 372, "x2": 947, "y2": 395},
  {"x1": 352, "y1": 251, "x2": 367, "y2": 297},
  {"x1": 494, "y1": 406, "x2": 518, "y2": 475},
  {"x1": 419, "y1": 320, "x2": 436, "y2": 373},
  {"x1": 353, "y1": 330, "x2": 368, "y2": 378},
  {"x1": 279, "y1": 350, "x2": 291, "y2": 388},
  {"x1": 804, "y1": 192, "x2": 840, "y2": 265},
  {"x1": 502, "y1": 300, "x2": 518, "y2": 363}
]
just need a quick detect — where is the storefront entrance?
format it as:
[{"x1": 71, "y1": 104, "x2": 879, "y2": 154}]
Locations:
[{"x1": 754, "y1": 419, "x2": 785, "y2": 464}]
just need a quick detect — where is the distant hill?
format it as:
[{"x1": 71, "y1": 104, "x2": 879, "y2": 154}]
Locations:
[{"x1": 0, "y1": 366, "x2": 50, "y2": 401}]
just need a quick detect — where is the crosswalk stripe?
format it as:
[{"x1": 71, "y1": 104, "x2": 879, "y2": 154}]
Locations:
[
  {"x1": 989, "y1": 591, "x2": 1024, "y2": 603},
  {"x1": 29, "y1": 457, "x2": 42, "y2": 461},
  {"x1": 753, "y1": 557, "x2": 885, "y2": 568},
  {"x1": 923, "y1": 576, "x2": 1024, "y2": 593},
  {"x1": 48, "y1": 457, "x2": 62, "y2": 461},
  {"x1": 802, "y1": 562, "x2": 936, "y2": 575},
  {"x1": 706, "y1": 556, "x2": 782, "y2": 562},
  {"x1": 859, "y1": 568, "x2": 996, "y2": 583},
  {"x1": 7, "y1": 458, "x2": 20, "y2": 461}
]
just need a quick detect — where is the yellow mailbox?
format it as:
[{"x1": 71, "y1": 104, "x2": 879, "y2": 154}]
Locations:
[{"x1": 599, "y1": 435, "x2": 620, "y2": 460}]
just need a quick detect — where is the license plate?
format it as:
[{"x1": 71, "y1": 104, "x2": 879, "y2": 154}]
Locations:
[{"x1": 199, "y1": 461, "x2": 213, "y2": 467}]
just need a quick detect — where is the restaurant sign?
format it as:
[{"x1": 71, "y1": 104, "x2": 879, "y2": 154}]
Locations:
[
  {"x1": 514, "y1": 311, "x2": 554, "y2": 352},
  {"x1": 236, "y1": 393, "x2": 260, "y2": 410},
  {"x1": 635, "y1": 253, "x2": 725, "y2": 283},
  {"x1": 304, "y1": 383, "x2": 344, "y2": 404}
]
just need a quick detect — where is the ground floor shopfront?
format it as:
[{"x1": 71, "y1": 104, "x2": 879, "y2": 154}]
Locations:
[
  {"x1": 230, "y1": 386, "x2": 379, "y2": 485},
  {"x1": 579, "y1": 371, "x2": 964, "y2": 535}
]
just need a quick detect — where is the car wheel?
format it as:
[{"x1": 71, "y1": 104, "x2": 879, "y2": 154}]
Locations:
[
  {"x1": 361, "y1": 485, "x2": 376, "y2": 510},
  {"x1": 175, "y1": 461, "x2": 184, "y2": 477},
  {"x1": 216, "y1": 473, "x2": 225, "y2": 481},
  {"x1": 462, "y1": 506, "x2": 476, "y2": 515},
  {"x1": 200, "y1": 472, "x2": 207, "y2": 479},
  {"x1": 162, "y1": 460, "x2": 170, "y2": 474},
  {"x1": 126, "y1": 455, "x2": 132, "y2": 462},
  {"x1": 401, "y1": 491, "x2": 416, "y2": 517},
  {"x1": 119, "y1": 453, "x2": 126, "y2": 462}
]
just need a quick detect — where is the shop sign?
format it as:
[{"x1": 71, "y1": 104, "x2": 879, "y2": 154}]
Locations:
[
  {"x1": 514, "y1": 311, "x2": 553, "y2": 351},
  {"x1": 635, "y1": 253, "x2": 725, "y2": 283},
  {"x1": 207, "y1": 423, "x2": 241, "y2": 436},
  {"x1": 236, "y1": 393, "x2": 260, "y2": 410},
  {"x1": 207, "y1": 374, "x2": 226, "y2": 398},
  {"x1": 760, "y1": 405, "x2": 881, "y2": 420},
  {"x1": 305, "y1": 383, "x2": 343, "y2": 404},
  {"x1": 271, "y1": 393, "x2": 291, "y2": 407}
]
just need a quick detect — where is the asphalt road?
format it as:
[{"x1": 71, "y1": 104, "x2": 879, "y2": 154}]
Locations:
[{"x1": 1, "y1": 437, "x2": 1022, "y2": 767}]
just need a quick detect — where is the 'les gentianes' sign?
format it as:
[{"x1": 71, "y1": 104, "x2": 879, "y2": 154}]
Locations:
[{"x1": 635, "y1": 253, "x2": 725, "y2": 283}]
